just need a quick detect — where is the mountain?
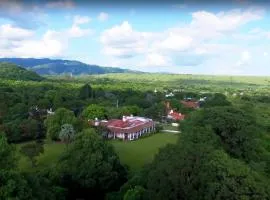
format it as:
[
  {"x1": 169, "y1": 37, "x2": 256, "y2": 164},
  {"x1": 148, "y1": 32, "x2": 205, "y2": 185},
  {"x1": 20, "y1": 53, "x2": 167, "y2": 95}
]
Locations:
[
  {"x1": 0, "y1": 62, "x2": 44, "y2": 81},
  {"x1": 0, "y1": 58, "x2": 136, "y2": 75}
]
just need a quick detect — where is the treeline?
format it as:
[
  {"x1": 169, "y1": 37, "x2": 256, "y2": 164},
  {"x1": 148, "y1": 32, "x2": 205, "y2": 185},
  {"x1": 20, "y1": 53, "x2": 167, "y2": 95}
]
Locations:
[
  {"x1": 0, "y1": 79, "x2": 168, "y2": 142},
  {"x1": 107, "y1": 105, "x2": 270, "y2": 200},
  {"x1": 1, "y1": 101, "x2": 269, "y2": 199},
  {"x1": 0, "y1": 76, "x2": 237, "y2": 143},
  {"x1": 0, "y1": 129, "x2": 128, "y2": 200},
  {"x1": 1, "y1": 76, "x2": 268, "y2": 144},
  {"x1": 1, "y1": 69, "x2": 270, "y2": 199}
]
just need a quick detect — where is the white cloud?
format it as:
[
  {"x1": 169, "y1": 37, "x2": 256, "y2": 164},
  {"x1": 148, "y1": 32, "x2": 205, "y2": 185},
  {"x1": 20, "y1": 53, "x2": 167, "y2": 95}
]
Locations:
[
  {"x1": 73, "y1": 15, "x2": 91, "y2": 25},
  {"x1": 263, "y1": 52, "x2": 268, "y2": 56},
  {"x1": 0, "y1": 24, "x2": 34, "y2": 40},
  {"x1": 100, "y1": 21, "x2": 153, "y2": 57},
  {"x1": 100, "y1": 8, "x2": 265, "y2": 71},
  {"x1": 66, "y1": 15, "x2": 93, "y2": 38},
  {"x1": 98, "y1": 12, "x2": 109, "y2": 22},
  {"x1": 0, "y1": 16, "x2": 92, "y2": 58},
  {"x1": 68, "y1": 24, "x2": 93, "y2": 38},
  {"x1": 12, "y1": 38, "x2": 63, "y2": 57},
  {"x1": 0, "y1": 29, "x2": 64, "y2": 58},
  {"x1": 190, "y1": 9, "x2": 263, "y2": 32},
  {"x1": 236, "y1": 51, "x2": 251, "y2": 66},
  {"x1": 156, "y1": 34, "x2": 193, "y2": 52},
  {"x1": 140, "y1": 53, "x2": 172, "y2": 67},
  {"x1": 241, "y1": 51, "x2": 251, "y2": 61}
]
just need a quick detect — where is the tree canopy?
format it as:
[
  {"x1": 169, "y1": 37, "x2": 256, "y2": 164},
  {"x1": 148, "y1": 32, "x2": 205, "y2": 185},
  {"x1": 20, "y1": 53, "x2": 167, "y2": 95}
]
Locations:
[
  {"x1": 82, "y1": 104, "x2": 106, "y2": 120},
  {"x1": 44, "y1": 108, "x2": 78, "y2": 141},
  {"x1": 57, "y1": 128, "x2": 128, "y2": 199}
]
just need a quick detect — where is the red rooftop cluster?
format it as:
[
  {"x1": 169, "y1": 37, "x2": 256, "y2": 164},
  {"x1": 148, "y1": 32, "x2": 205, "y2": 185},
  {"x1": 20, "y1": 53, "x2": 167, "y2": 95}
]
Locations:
[{"x1": 167, "y1": 110, "x2": 185, "y2": 121}]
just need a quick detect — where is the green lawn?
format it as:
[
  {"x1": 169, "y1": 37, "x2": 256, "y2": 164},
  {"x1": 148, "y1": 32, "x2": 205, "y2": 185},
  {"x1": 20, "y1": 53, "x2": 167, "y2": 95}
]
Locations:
[
  {"x1": 16, "y1": 142, "x2": 65, "y2": 171},
  {"x1": 111, "y1": 133, "x2": 178, "y2": 172},
  {"x1": 17, "y1": 133, "x2": 178, "y2": 172}
]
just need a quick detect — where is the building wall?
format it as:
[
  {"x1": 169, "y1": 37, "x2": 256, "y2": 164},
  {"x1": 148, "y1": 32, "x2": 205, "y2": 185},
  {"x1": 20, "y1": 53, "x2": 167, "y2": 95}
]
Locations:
[{"x1": 108, "y1": 124, "x2": 156, "y2": 141}]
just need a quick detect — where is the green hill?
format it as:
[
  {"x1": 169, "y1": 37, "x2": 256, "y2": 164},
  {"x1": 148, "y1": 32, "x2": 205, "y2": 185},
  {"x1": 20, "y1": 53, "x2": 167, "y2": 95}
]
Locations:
[
  {"x1": 0, "y1": 62, "x2": 44, "y2": 81},
  {"x1": 0, "y1": 58, "x2": 137, "y2": 75}
]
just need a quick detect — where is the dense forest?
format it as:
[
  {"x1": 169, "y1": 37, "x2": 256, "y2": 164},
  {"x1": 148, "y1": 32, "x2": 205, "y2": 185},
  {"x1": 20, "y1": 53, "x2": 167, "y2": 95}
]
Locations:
[{"x1": 0, "y1": 63, "x2": 270, "y2": 199}]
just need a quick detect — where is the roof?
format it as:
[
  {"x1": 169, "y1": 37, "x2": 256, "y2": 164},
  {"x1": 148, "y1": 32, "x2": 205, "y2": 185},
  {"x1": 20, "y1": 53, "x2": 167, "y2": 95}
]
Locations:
[
  {"x1": 180, "y1": 100, "x2": 199, "y2": 109},
  {"x1": 104, "y1": 116, "x2": 155, "y2": 134},
  {"x1": 167, "y1": 111, "x2": 185, "y2": 121}
]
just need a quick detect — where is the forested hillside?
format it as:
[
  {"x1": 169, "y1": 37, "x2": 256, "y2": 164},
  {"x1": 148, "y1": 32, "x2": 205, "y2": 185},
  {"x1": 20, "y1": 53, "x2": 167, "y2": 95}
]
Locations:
[
  {"x1": 0, "y1": 62, "x2": 44, "y2": 81},
  {"x1": 0, "y1": 58, "x2": 136, "y2": 75}
]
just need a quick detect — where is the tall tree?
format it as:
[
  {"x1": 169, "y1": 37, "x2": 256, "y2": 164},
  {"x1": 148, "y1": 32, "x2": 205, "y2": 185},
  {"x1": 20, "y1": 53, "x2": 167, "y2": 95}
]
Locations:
[
  {"x1": 58, "y1": 128, "x2": 127, "y2": 199},
  {"x1": 82, "y1": 104, "x2": 105, "y2": 120},
  {"x1": 44, "y1": 108, "x2": 78, "y2": 141},
  {"x1": 59, "y1": 124, "x2": 75, "y2": 149},
  {"x1": 0, "y1": 133, "x2": 16, "y2": 170},
  {"x1": 79, "y1": 83, "x2": 93, "y2": 99},
  {"x1": 0, "y1": 134, "x2": 32, "y2": 199}
]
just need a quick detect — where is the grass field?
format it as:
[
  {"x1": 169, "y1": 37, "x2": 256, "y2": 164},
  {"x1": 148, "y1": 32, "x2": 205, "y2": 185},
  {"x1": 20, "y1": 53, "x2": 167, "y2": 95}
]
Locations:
[
  {"x1": 17, "y1": 133, "x2": 178, "y2": 172},
  {"x1": 16, "y1": 142, "x2": 65, "y2": 171},
  {"x1": 111, "y1": 133, "x2": 178, "y2": 171},
  {"x1": 88, "y1": 73, "x2": 270, "y2": 86}
]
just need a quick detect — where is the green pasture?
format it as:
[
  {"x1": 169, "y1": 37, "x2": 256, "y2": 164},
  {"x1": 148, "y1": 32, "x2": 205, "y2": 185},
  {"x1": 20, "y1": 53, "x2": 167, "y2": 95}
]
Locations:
[{"x1": 16, "y1": 133, "x2": 178, "y2": 172}]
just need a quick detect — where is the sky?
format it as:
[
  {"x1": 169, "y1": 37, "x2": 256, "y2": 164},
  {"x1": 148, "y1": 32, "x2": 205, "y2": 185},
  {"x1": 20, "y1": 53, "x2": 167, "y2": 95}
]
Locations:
[{"x1": 0, "y1": 0, "x2": 270, "y2": 75}]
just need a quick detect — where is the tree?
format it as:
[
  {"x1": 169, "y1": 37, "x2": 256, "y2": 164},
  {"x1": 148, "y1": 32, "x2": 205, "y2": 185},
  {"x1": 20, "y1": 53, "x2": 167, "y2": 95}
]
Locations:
[
  {"x1": 202, "y1": 93, "x2": 231, "y2": 108},
  {"x1": 9, "y1": 103, "x2": 28, "y2": 120},
  {"x1": 20, "y1": 141, "x2": 44, "y2": 167},
  {"x1": 117, "y1": 106, "x2": 270, "y2": 200},
  {"x1": 200, "y1": 150, "x2": 270, "y2": 200},
  {"x1": 124, "y1": 186, "x2": 146, "y2": 200},
  {"x1": 44, "y1": 108, "x2": 78, "y2": 141},
  {"x1": 121, "y1": 106, "x2": 142, "y2": 116},
  {"x1": 0, "y1": 134, "x2": 32, "y2": 199},
  {"x1": 0, "y1": 134, "x2": 65, "y2": 199},
  {"x1": 79, "y1": 83, "x2": 93, "y2": 99},
  {"x1": 58, "y1": 128, "x2": 127, "y2": 199},
  {"x1": 144, "y1": 126, "x2": 270, "y2": 200},
  {"x1": 3, "y1": 119, "x2": 22, "y2": 142},
  {"x1": 0, "y1": 170, "x2": 32, "y2": 200},
  {"x1": 190, "y1": 106, "x2": 263, "y2": 162},
  {"x1": 82, "y1": 104, "x2": 105, "y2": 120},
  {"x1": 20, "y1": 118, "x2": 40, "y2": 140},
  {"x1": 59, "y1": 124, "x2": 75, "y2": 149},
  {"x1": 24, "y1": 170, "x2": 66, "y2": 200},
  {"x1": 143, "y1": 103, "x2": 165, "y2": 120},
  {"x1": 0, "y1": 133, "x2": 16, "y2": 170},
  {"x1": 169, "y1": 98, "x2": 181, "y2": 111},
  {"x1": 125, "y1": 96, "x2": 151, "y2": 109}
]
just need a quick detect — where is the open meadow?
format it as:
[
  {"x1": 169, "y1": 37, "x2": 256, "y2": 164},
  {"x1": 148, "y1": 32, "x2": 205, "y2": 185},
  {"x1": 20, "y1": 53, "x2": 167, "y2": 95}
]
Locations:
[{"x1": 17, "y1": 133, "x2": 178, "y2": 172}]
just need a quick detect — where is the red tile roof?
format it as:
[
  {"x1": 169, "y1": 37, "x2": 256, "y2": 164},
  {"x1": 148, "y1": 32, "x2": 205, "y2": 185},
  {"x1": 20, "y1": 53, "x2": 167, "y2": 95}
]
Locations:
[
  {"x1": 168, "y1": 111, "x2": 185, "y2": 121},
  {"x1": 101, "y1": 117, "x2": 154, "y2": 134}
]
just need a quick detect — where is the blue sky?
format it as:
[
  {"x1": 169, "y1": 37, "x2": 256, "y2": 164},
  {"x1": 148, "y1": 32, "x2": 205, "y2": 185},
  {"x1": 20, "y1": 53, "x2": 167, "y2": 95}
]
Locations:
[{"x1": 0, "y1": 0, "x2": 270, "y2": 75}]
